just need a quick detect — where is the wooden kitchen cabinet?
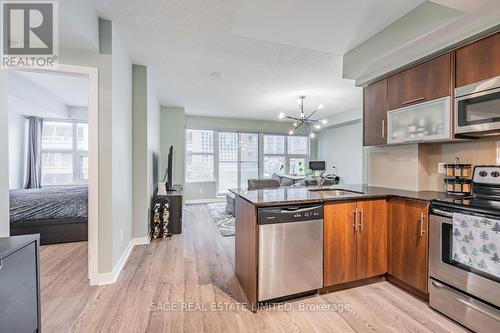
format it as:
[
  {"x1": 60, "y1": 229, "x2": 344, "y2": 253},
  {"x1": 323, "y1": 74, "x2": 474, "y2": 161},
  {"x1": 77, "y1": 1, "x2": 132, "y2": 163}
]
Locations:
[
  {"x1": 456, "y1": 32, "x2": 500, "y2": 87},
  {"x1": 387, "y1": 53, "x2": 451, "y2": 110},
  {"x1": 388, "y1": 199, "x2": 429, "y2": 294},
  {"x1": 324, "y1": 200, "x2": 387, "y2": 287},
  {"x1": 363, "y1": 79, "x2": 388, "y2": 146},
  {"x1": 324, "y1": 202, "x2": 357, "y2": 286},
  {"x1": 356, "y1": 200, "x2": 388, "y2": 279}
]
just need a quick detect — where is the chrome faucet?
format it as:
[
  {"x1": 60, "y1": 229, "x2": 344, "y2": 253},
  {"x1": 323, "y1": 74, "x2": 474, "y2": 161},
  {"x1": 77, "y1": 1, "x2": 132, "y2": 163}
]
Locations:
[{"x1": 318, "y1": 166, "x2": 337, "y2": 187}]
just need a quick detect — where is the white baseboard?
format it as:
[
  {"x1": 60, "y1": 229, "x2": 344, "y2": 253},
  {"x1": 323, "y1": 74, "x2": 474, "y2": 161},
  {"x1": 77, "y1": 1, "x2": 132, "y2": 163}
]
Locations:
[
  {"x1": 132, "y1": 236, "x2": 150, "y2": 246},
  {"x1": 95, "y1": 236, "x2": 150, "y2": 286},
  {"x1": 186, "y1": 198, "x2": 225, "y2": 205}
]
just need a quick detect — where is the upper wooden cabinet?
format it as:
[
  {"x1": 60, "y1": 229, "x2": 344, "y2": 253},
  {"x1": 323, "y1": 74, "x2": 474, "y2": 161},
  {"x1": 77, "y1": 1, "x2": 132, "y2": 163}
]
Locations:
[
  {"x1": 387, "y1": 53, "x2": 451, "y2": 110},
  {"x1": 324, "y1": 200, "x2": 387, "y2": 287},
  {"x1": 363, "y1": 79, "x2": 388, "y2": 146},
  {"x1": 388, "y1": 199, "x2": 429, "y2": 294},
  {"x1": 456, "y1": 32, "x2": 500, "y2": 87}
]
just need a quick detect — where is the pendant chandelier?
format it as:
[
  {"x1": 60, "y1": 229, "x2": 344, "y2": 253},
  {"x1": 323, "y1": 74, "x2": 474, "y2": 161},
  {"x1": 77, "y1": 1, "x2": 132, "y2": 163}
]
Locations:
[{"x1": 279, "y1": 96, "x2": 327, "y2": 138}]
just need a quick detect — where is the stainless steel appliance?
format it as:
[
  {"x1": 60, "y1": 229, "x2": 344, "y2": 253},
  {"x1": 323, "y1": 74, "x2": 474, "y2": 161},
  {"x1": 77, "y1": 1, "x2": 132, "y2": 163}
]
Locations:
[
  {"x1": 257, "y1": 204, "x2": 323, "y2": 302},
  {"x1": 455, "y1": 75, "x2": 500, "y2": 137},
  {"x1": 430, "y1": 166, "x2": 500, "y2": 332}
]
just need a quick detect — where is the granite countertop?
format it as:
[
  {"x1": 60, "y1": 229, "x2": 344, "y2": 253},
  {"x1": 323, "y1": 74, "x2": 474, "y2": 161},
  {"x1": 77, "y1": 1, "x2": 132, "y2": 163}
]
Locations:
[{"x1": 230, "y1": 184, "x2": 449, "y2": 207}]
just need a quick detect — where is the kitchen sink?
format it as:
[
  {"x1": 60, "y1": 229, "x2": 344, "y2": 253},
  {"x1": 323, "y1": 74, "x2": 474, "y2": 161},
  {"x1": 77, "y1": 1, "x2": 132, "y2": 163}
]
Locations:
[{"x1": 308, "y1": 189, "x2": 363, "y2": 196}]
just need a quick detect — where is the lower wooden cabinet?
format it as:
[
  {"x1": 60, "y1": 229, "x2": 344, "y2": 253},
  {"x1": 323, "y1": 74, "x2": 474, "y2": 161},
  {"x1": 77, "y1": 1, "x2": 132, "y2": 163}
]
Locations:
[
  {"x1": 324, "y1": 200, "x2": 387, "y2": 287},
  {"x1": 388, "y1": 199, "x2": 429, "y2": 293},
  {"x1": 356, "y1": 200, "x2": 388, "y2": 279},
  {"x1": 324, "y1": 202, "x2": 357, "y2": 286}
]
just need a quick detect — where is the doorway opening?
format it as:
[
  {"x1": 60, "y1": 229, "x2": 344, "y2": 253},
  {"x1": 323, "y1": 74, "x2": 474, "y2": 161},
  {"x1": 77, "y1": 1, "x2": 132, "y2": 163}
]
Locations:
[{"x1": 7, "y1": 65, "x2": 99, "y2": 284}]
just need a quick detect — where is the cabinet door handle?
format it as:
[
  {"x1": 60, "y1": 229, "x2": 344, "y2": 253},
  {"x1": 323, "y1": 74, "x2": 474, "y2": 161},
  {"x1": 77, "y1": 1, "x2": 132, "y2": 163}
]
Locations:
[
  {"x1": 420, "y1": 212, "x2": 426, "y2": 237},
  {"x1": 402, "y1": 97, "x2": 425, "y2": 105},
  {"x1": 353, "y1": 208, "x2": 358, "y2": 232},
  {"x1": 359, "y1": 208, "x2": 364, "y2": 231},
  {"x1": 381, "y1": 120, "x2": 385, "y2": 138}
]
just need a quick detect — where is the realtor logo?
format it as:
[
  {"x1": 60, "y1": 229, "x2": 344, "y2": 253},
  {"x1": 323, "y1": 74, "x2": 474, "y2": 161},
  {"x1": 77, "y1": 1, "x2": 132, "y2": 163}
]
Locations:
[{"x1": 1, "y1": 1, "x2": 58, "y2": 68}]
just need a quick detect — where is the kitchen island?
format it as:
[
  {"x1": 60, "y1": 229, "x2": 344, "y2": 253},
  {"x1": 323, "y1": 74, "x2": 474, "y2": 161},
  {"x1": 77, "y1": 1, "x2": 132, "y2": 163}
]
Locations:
[{"x1": 231, "y1": 184, "x2": 447, "y2": 312}]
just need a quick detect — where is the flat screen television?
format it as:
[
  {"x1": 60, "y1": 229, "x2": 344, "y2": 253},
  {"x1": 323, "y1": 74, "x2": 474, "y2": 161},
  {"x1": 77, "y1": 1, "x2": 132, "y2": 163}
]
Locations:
[
  {"x1": 164, "y1": 145, "x2": 174, "y2": 191},
  {"x1": 309, "y1": 161, "x2": 326, "y2": 171}
]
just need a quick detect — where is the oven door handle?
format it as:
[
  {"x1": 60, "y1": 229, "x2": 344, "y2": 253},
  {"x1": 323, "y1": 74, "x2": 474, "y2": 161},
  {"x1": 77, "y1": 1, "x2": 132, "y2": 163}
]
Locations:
[
  {"x1": 431, "y1": 280, "x2": 500, "y2": 322},
  {"x1": 430, "y1": 208, "x2": 453, "y2": 218}
]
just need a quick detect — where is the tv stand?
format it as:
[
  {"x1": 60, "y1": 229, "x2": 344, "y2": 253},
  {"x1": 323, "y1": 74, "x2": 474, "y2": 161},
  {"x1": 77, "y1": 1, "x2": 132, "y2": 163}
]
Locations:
[{"x1": 154, "y1": 185, "x2": 183, "y2": 234}]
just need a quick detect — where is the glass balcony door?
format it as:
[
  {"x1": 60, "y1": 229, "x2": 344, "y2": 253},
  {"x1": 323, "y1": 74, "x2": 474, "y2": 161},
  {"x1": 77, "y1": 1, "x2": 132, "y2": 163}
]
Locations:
[{"x1": 217, "y1": 131, "x2": 260, "y2": 194}]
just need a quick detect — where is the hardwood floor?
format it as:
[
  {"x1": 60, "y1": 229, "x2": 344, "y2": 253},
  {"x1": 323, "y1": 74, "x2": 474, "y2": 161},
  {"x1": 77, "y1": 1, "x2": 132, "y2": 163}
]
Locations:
[{"x1": 40, "y1": 205, "x2": 469, "y2": 333}]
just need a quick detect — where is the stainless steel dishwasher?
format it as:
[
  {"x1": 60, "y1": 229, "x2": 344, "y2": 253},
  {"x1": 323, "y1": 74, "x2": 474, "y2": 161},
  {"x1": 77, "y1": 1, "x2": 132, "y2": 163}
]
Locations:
[{"x1": 258, "y1": 204, "x2": 323, "y2": 302}]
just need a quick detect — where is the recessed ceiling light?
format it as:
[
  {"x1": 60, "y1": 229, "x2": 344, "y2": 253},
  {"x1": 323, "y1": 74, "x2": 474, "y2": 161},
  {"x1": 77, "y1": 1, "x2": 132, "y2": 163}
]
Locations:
[{"x1": 210, "y1": 72, "x2": 222, "y2": 79}]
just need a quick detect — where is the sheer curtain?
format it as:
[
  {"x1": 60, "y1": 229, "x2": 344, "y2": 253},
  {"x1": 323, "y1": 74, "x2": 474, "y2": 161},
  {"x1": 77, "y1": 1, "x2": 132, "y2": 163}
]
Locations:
[{"x1": 24, "y1": 116, "x2": 43, "y2": 189}]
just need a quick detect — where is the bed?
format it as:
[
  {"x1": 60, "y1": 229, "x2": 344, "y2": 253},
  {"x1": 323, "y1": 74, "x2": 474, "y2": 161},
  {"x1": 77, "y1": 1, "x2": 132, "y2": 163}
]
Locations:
[{"x1": 9, "y1": 186, "x2": 88, "y2": 245}]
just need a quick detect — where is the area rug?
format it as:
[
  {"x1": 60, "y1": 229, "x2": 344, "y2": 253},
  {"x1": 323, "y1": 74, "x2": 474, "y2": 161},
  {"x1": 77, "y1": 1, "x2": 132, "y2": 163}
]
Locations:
[{"x1": 207, "y1": 202, "x2": 235, "y2": 237}]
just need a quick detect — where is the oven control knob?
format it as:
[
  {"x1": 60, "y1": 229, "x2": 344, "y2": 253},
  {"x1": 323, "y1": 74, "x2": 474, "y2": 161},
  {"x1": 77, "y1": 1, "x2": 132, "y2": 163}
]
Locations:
[
  {"x1": 491, "y1": 171, "x2": 500, "y2": 178},
  {"x1": 479, "y1": 171, "x2": 488, "y2": 177}
]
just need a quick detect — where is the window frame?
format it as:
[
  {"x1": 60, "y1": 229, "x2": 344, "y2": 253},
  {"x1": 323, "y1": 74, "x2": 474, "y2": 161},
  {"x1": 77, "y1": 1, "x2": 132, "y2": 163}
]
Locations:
[
  {"x1": 215, "y1": 131, "x2": 260, "y2": 194},
  {"x1": 185, "y1": 129, "x2": 216, "y2": 183},
  {"x1": 41, "y1": 119, "x2": 89, "y2": 186},
  {"x1": 184, "y1": 129, "x2": 310, "y2": 192},
  {"x1": 260, "y1": 133, "x2": 309, "y2": 178}
]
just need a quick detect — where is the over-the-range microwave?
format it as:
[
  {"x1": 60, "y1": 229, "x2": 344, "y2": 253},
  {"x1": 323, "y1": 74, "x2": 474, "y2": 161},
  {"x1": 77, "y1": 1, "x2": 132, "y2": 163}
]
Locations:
[{"x1": 455, "y1": 75, "x2": 500, "y2": 137}]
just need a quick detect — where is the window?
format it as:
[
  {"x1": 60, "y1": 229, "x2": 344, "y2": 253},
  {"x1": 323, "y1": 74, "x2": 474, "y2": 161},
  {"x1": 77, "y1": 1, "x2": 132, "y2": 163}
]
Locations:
[
  {"x1": 218, "y1": 132, "x2": 238, "y2": 193},
  {"x1": 239, "y1": 133, "x2": 259, "y2": 188},
  {"x1": 185, "y1": 131, "x2": 309, "y2": 191},
  {"x1": 217, "y1": 132, "x2": 259, "y2": 193},
  {"x1": 41, "y1": 121, "x2": 88, "y2": 186},
  {"x1": 186, "y1": 130, "x2": 214, "y2": 182},
  {"x1": 263, "y1": 134, "x2": 309, "y2": 177}
]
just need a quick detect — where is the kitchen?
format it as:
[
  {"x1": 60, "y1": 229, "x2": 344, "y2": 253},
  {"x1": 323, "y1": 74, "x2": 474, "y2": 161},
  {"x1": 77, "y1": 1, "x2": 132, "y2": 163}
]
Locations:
[{"x1": 232, "y1": 30, "x2": 500, "y2": 333}]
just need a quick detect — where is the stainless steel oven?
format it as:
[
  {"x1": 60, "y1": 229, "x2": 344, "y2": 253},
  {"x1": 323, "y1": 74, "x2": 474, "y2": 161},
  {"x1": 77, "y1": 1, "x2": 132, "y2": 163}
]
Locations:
[
  {"x1": 429, "y1": 165, "x2": 500, "y2": 332},
  {"x1": 429, "y1": 208, "x2": 500, "y2": 333},
  {"x1": 455, "y1": 75, "x2": 500, "y2": 137}
]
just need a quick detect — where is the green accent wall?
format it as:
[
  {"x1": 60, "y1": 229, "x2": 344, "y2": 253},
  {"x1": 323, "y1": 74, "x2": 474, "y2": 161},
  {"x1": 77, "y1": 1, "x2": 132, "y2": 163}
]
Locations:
[{"x1": 160, "y1": 107, "x2": 186, "y2": 188}]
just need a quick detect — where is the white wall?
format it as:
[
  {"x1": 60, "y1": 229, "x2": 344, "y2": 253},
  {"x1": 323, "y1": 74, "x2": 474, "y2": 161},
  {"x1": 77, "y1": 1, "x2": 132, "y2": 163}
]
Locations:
[
  {"x1": 8, "y1": 112, "x2": 26, "y2": 189},
  {"x1": 0, "y1": 70, "x2": 9, "y2": 237},
  {"x1": 317, "y1": 120, "x2": 363, "y2": 185},
  {"x1": 111, "y1": 27, "x2": 133, "y2": 266}
]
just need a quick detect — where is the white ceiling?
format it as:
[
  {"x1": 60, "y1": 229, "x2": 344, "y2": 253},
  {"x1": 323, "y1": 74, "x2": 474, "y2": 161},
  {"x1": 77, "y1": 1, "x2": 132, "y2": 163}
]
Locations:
[
  {"x1": 91, "y1": 0, "x2": 477, "y2": 121},
  {"x1": 344, "y1": 0, "x2": 500, "y2": 84},
  {"x1": 91, "y1": 0, "x2": 425, "y2": 120},
  {"x1": 232, "y1": 0, "x2": 425, "y2": 54},
  {"x1": 13, "y1": 71, "x2": 89, "y2": 107}
]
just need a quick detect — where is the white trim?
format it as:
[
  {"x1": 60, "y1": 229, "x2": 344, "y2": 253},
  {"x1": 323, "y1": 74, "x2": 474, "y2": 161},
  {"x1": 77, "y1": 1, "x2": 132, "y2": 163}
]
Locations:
[
  {"x1": 95, "y1": 237, "x2": 150, "y2": 285},
  {"x1": 186, "y1": 198, "x2": 224, "y2": 205},
  {"x1": 10, "y1": 64, "x2": 100, "y2": 286},
  {"x1": 132, "y1": 237, "x2": 150, "y2": 246}
]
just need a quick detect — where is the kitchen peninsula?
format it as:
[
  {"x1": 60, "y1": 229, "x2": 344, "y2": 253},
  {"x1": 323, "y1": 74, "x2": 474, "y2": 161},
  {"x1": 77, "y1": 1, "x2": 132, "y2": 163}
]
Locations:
[{"x1": 231, "y1": 185, "x2": 447, "y2": 312}]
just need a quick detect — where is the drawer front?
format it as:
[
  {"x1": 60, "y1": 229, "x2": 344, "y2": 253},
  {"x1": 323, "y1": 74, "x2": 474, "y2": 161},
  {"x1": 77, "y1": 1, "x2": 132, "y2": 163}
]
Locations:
[{"x1": 0, "y1": 243, "x2": 38, "y2": 333}]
